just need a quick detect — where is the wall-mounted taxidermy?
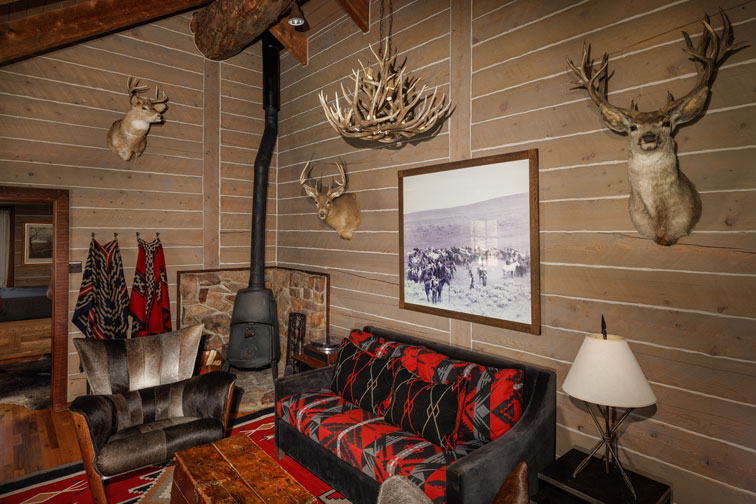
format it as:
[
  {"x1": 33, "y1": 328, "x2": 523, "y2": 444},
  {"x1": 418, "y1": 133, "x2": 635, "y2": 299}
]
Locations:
[
  {"x1": 300, "y1": 160, "x2": 361, "y2": 240},
  {"x1": 107, "y1": 77, "x2": 168, "y2": 161},
  {"x1": 567, "y1": 10, "x2": 745, "y2": 246}
]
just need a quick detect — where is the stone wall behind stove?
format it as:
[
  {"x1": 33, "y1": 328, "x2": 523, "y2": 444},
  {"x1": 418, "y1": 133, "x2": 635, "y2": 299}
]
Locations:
[{"x1": 178, "y1": 268, "x2": 329, "y2": 360}]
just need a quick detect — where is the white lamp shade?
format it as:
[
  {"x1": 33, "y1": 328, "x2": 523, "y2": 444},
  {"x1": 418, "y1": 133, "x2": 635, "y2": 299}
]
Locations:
[{"x1": 563, "y1": 333, "x2": 657, "y2": 408}]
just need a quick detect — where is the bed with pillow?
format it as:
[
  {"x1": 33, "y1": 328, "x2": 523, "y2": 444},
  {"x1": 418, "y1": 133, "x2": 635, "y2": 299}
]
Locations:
[
  {"x1": 274, "y1": 325, "x2": 556, "y2": 504},
  {"x1": 0, "y1": 286, "x2": 52, "y2": 360}
]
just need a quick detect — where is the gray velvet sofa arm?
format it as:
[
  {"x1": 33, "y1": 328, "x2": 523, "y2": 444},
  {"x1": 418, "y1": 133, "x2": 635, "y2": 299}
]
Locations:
[
  {"x1": 181, "y1": 371, "x2": 236, "y2": 423},
  {"x1": 446, "y1": 370, "x2": 556, "y2": 503},
  {"x1": 275, "y1": 365, "x2": 334, "y2": 401},
  {"x1": 70, "y1": 395, "x2": 119, "y2": 454}
]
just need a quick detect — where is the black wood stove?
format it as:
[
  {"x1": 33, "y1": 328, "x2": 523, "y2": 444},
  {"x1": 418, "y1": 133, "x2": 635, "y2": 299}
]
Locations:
[{"x1": 224, "y1": 33, "x2": 281, "y2": 380}]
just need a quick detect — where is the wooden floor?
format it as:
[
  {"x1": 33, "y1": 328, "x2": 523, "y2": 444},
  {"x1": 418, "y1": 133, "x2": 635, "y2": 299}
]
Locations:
[{"x1": 0, "y1": 403, "x2": 81, "y2": 482}]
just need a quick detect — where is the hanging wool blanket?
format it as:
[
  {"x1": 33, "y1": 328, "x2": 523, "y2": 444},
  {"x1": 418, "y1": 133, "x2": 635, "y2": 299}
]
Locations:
[
  {"x1": 129, "y1": 237, "x2": 171, "y2": 337},
  {"x1": 72, "y1": 238, "x2": 130, "y2": 339}
]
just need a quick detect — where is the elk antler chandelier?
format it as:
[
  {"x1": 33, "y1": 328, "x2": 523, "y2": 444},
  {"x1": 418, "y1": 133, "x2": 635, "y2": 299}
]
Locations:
[{"x1": 318, "y1": 0, "x2": 451, "y2": 143}]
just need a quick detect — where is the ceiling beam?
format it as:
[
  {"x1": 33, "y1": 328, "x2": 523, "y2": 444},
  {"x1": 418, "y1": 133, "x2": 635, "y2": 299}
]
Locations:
[
  {"x1": 269, "y1": 17, "x2": 307, "y2": 66},
  {"x1": 336, "y1": 0, "x2": 369, "y2": 33},
  {"x1": 0, "y1": 0, "x2": 210, "y2": 65},
  {"x1": 190, "y1": 0, "x2": 295, "y2": 61}
]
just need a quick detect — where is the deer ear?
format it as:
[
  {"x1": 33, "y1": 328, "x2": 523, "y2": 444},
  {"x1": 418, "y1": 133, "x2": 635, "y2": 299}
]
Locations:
[
  {"x1": 130, "y1": 94, "x2": 140, "y2": 106},
  {"x1": 154, "y1": 103, "x2": 167, "y2": 113},
  {"x1": 303, "y1": 186, "x2": 319, "y2": 200},
  {"x1": 599, "y1": 105, "x2": 631, "y2": 133},
  {"x1": 670, "y1": 86, "x2": 709, "y2": 127}
]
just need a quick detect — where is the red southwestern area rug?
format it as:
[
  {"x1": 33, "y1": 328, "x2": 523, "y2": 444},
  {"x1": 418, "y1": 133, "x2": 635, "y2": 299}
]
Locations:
[{"x1": 0, "y1": 409, "x2": 351, "y2": 504}]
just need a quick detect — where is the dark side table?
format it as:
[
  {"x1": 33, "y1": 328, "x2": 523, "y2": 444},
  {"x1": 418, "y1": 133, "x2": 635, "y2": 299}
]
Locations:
[{"x1": 531, "y1": 449, "x2": 671, "y2": 504}]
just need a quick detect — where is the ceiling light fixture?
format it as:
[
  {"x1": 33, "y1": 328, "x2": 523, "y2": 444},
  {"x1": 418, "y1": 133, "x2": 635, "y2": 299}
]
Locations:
[{"x1": 288, "y1": 3, "x2": 305, "y2": 26}]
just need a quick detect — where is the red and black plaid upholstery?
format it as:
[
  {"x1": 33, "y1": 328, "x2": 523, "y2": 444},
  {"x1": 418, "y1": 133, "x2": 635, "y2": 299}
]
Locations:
[
  {"x1": 330, "y1": 339, "x2": 400, "y2": 414},
  {"x1": 385, "y1": 367, "x2": 465, "y2": 451},
  {"x1": 278, "y1": 389, "x2": 485, "y2": 504}
]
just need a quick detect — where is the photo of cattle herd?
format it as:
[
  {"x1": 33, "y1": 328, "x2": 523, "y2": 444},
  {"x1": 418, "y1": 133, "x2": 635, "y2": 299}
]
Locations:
[{"x1": 402, "y1": 191, "x2": 533, "y2": 325}]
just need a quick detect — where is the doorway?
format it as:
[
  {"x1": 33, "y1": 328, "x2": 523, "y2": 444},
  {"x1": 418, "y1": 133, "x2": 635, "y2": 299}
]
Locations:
[{"x1": 0, "y1": 187, "x2": 69, "y2": 412}]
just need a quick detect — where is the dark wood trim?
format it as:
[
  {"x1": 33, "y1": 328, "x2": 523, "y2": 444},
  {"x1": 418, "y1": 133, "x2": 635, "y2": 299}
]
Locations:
[
  {"x1": 0, "y1": 186, "x2": 69, "y2": 411},
  {"x1": 397, "y1": 150, "x2": 541, "y2": 335},
  {"x1": 0, "y1": 205, "x2": 15, "y2": 286},
  {"x1": 336, "y1": 0, "x2": 369, "y2": 32},
  {"x1": 176, "y1": 266, "x2": 331, "y2": 342},
  {"x1": 0, "y1": 0, "x2": 211, "y2": 64}
]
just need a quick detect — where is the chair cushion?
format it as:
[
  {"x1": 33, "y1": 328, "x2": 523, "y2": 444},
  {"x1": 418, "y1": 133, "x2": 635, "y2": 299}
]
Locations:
[
  {"x1": 277, "y1": 389, "x2": 360, "y2": 438},
  {"x1": 96, "y1": 416, "x2": 223, "y2": 476},
  {"x1": 74, "y1": 324, "x2": 203, "y2": 395},
  {"x1": 384, "y1": 368, "x2": 465, "y2": 451}
]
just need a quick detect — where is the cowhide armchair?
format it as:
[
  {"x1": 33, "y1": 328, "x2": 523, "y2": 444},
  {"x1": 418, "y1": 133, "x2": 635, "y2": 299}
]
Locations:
[{"x1": 69, "y1": 324, "x2": 236, "y2": 504}]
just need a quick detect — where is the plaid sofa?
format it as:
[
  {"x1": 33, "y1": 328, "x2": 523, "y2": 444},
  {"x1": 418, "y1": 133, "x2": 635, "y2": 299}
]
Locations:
[{"x1": 274, "y1": 326, "x2": 556, "y2": 504}]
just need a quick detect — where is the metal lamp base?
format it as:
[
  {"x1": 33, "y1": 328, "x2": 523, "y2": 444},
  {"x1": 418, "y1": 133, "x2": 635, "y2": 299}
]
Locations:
[{"x1": 573, "y1": 402, "x2": 638, "y2": 500}]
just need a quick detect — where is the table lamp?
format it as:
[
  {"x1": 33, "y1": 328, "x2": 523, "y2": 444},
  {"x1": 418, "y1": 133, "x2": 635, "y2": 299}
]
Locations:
[{"x1": 562, "y1": 317, "x2": 656, "y2": 500}]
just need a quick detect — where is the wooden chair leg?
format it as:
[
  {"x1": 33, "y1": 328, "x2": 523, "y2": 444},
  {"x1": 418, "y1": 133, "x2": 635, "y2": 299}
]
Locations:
[
  {"x1": 70, "y1": 411, "x2": 109, "y2": 504},
  {"x1": 276, "y1": 446, "x2": 285, "y2": 460}
]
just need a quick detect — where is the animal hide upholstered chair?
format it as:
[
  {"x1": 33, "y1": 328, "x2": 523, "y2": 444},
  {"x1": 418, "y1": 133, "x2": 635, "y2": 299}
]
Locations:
[{"x1": 69, "y1": 324, "x2": 236, "y2": 504}]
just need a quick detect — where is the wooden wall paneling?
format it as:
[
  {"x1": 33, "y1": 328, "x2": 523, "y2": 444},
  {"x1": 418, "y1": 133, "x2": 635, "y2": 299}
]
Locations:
[
  {"x1": 204, "y1": 58, "x2": 221, "y2": 269},
  {"x1": 276, "y1": 0, "x2": 756, "y2": 501}
]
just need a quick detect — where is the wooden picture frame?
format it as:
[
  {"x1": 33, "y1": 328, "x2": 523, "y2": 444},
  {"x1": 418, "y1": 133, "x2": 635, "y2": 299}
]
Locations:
[
  {"x1": 398, "y1": 150, "x2": 540, "y2": 334},
  {"x1": 23, "y1": 222, "x2": 53, "y2": 265}
]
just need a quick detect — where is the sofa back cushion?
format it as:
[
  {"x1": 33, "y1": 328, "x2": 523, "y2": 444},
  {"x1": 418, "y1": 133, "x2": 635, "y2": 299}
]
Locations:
[
  {"x1": 331, "y1": 339, "x2": 398, "y2": 414},
  {"x1": 385, "y1": 367, "x2": 465, "y2": 452},
  {"x1": 351, "y1": 329, "x2": 525, "y2": 443},
  {"x1": 74, "y1": 324, "x2": 204, "y2": 395}
]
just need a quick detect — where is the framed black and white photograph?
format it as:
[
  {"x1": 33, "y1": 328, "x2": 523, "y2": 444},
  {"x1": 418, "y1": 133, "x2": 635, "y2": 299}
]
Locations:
[
  {"x1": 398, "y1": 150, "x2": 540, "y2": 334},
  {"x1": 23, "y1": 222, "x2": 53, "y2": 265}
]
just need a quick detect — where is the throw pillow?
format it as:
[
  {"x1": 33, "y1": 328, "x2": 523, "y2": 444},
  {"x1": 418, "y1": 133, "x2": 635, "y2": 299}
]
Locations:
[
  {"x1": 331, "y1": 340, "x2": 397, "y2": 414},
  {"x1": 458, "y1": 367, "x2": 524, "y2": 442},
  {"x1": 385, "y1": 367, "x2": 465, "y2": 451}
]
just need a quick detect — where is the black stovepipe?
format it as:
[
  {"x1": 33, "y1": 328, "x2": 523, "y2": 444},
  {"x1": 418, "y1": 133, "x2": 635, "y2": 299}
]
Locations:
[{"x1": 249, "y1": 32, "x2": 280, "y2": 290}]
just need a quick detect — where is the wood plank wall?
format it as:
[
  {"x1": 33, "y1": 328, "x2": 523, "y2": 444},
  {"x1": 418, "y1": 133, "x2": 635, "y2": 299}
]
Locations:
[
  {"x1": 12, "y1": 203, "x2": 52, "y2": 286},
  {"x1": 0, "y1": 11, "x2": 263, "y2": 398},
  {"x1": 277, "y1": 0, "x2": 756, "y2": 502}
]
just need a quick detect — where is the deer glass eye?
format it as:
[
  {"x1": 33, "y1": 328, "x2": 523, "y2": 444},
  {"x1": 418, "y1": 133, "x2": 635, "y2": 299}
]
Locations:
[
  {"x1": 662, "y1": 120, "x2": 671, "y2": 128},
  {"x1": 142, "y1": 106, "x2": 148, "y2": 110},
  {"x1": 630, "y1": 125, "x2": 637, "y2": 132}
]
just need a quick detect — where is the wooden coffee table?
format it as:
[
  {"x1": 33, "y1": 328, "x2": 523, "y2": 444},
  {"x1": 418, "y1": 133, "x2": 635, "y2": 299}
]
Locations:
[{"x1": 170, "y1": 435, "x2": 316, "y2": 504}]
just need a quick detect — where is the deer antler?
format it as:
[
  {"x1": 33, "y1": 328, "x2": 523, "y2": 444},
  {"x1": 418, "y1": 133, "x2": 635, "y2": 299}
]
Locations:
[
  {"x1": 327, "y1": 161, "x2": 347, "y2": 200},
  {"x1": 567, "y1": 43, "x2": 634, "y2": 119},
  {"x1": 153, "y1": 87, "x2": 169, "y2": 104},
  {"x1": 126, "y1": 76, "x2": 150, "y2": 96},
  {"x1": 299, "y1": 159, "x2": 318, "y2": 194},
  {"x1": 663, "y1": 9, "x2": 747, "y2": 113}
]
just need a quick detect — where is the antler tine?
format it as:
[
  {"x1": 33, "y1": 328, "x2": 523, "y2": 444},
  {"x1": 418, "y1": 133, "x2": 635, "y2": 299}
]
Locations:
[
  {"x1": 327, "y1": 161, "x2": 347, "y2": 198},
  {"x1": 567, "y1": 43, "x2": 634, "y2": 117},
  {"x1": 299, "y1": 159, "x2": 318, "y2": 193},
  {"x1": 127, "y1": 76, "x2": 150, "y2": 95},
  {"x1": 153, "y1": 86, "x2": 168, "y2": 104}
]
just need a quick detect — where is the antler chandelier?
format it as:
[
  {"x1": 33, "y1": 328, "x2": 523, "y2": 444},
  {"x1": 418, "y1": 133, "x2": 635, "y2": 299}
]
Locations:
[{"x1": 319, "y1": 2, "x2": 451, "y2": 144}]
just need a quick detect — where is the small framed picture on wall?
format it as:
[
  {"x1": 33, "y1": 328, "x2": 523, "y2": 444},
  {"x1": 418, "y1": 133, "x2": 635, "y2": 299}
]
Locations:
[
  {"x1": 398, "y1": 149, "x2": 540, "y2": 335},
  {"x1": 23, "y1": 222, "x2": 53, "y2": 265}
]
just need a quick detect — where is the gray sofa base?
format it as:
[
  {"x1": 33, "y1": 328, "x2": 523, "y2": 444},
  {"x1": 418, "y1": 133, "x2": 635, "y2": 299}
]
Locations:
[{"x1": 274, "y1": 325, "x2": 556, "y2": 503}]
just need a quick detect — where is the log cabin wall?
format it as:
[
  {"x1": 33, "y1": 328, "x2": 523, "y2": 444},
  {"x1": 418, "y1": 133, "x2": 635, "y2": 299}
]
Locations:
[
  {"x1": 276, "y1": 0, "x2": 756, "y2": 502},
  {"x1": 0, "y1": 11, "x2": 265, "y2": 399}
]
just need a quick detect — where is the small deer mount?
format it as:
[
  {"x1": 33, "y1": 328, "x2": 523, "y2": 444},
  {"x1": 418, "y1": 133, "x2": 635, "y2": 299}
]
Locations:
[
  {"x1": 300, "y1": 160, "x2": 361, "y2": 240},
  {"x1": 567, "y1": 10, "x2": 746, "y2": 246},
  {"x1": 107, "y1": 77, "x2": 168, "y2": 161}
]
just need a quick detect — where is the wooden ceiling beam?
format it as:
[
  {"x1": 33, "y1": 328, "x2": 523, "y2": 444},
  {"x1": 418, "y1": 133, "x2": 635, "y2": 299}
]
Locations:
[
  {"x1": 269, "y1": 17, "x2": 307, "y2": 66},
  {"x1": 0, "y1": 0, "x2": 210, "y2": 65},
  {"x1": 336, "y1": 0, "x2": 369, "y2": 33},
  {"x1": 190, "y1": 0, "x2": 295, "y2": 61}
]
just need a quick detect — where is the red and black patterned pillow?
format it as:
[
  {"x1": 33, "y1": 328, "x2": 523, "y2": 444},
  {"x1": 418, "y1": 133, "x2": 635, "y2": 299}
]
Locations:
[
  {"x1": 458, "y1": 367, "x2": 524, "y2": 442},
  {"x1": 330, "y1": 339, "x2": 398, "y2": 414},
  {"x1": 385, "y1": 367, "x2": 466, "y2": 452}
]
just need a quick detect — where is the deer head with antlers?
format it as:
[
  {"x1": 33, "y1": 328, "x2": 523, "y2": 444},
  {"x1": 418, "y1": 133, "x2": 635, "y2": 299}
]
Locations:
[
  {"x1": 567, "y1": 10, "x2": 745, "y2": 246},
  {"x1": 300, "y1": 160, "x2": 361, "y2": 240},
  {"x1": 106, "y1": 77, "x2": 169, "y2": 161}
]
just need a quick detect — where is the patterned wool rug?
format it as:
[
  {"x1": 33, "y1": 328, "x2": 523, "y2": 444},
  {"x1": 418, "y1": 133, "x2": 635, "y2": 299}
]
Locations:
[{"x1": 0, "y1": 409, "x2": 352, "y2": 504}]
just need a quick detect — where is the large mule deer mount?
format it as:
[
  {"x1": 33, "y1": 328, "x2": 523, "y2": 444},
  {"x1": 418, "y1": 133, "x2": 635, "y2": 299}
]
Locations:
[
  {"x1": 300, "y1": 160, "x2": 361, "y2": 240},
  {"x1": 107, "y1": 77, "x2": 168, "y2": 161},
  {"x1": 567, "y1": 10, "x2": 745, "y2": 246}
]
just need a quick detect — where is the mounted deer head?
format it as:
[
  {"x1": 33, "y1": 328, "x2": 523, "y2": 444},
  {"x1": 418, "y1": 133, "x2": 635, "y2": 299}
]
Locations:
[
  {"x1": 106, "y1": 77, "x2": 168, "y2": 161},
  {"x1": 300, "y1": 160, "x2": 361, "y2": 240},
  {"x1": 567, "y1": 10, "x2": 745, "y2": 246}
]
